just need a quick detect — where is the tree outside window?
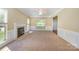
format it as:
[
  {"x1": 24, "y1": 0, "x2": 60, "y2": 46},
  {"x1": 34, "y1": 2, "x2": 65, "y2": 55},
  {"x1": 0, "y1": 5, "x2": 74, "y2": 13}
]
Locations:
[{"x1": 0, "y1": 9, "x2": 7, "y2": 44}]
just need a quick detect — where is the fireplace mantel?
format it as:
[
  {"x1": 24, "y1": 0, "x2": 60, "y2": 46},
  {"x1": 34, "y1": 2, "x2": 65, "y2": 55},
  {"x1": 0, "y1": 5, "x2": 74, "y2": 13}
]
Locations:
[{"x1": 14, "y1": 23, "x2": 26, "y2": 28}]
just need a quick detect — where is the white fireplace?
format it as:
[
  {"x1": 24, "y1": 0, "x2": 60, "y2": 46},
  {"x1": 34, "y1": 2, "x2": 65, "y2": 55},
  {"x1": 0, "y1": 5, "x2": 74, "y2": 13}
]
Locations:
[{"x1": 14, "y1": 23, "x2": 27, "y2": 38}]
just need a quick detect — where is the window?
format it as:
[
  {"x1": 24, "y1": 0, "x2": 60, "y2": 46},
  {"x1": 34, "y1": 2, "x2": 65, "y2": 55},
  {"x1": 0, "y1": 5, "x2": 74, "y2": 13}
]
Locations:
[
  {"x1": 26, "y1": 18, "x2": 30, "y2": 31},
  {"x1": 36, "y1": 20, "x2": 45, "y2": 27},
  {"x1": 0, "y1": 9, "x2": 7, "y2": 44},
  {"x1": 36, "y1": 20, "x2": 45, "y2": 30}
]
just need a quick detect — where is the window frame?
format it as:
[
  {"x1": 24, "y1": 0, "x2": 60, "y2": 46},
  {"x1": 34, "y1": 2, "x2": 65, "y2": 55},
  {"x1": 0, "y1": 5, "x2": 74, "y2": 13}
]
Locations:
[{"x1": 0, "y1": 9, "x2": 7, "y2": 43}]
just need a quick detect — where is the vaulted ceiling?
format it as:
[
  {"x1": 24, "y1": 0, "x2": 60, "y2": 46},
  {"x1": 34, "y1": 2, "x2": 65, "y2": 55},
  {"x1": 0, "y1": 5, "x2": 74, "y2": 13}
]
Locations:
[{"x1": 18, "y1": 8, "x2": 60, "y2": 17}]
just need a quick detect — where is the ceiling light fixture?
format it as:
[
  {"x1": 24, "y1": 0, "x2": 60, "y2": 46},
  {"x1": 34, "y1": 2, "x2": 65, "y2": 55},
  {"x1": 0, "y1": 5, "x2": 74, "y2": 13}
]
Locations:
[
  {"x1": 39, "y1": 11, "x2": 42, "y2": 15},
  {"x1": 34, "y1": 8, "x2": 47, "y2": 16}
]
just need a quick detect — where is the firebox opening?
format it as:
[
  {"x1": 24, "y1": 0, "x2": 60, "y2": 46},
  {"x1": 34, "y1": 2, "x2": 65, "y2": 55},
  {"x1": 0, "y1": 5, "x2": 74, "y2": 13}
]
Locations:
[{"x1": 17, "y1": 27, "x2": 24, "y2": 37}]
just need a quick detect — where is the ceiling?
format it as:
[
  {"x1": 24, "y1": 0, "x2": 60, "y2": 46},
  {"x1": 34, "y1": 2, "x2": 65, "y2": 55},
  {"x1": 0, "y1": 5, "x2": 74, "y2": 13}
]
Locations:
[{"x1": 18, "y1": 8, "x2": 60, "y2": 17}]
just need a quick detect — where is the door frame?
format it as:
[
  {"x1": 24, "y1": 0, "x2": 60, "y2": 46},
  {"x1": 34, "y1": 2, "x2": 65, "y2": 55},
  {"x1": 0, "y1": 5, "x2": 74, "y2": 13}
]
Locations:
[{"x1": 53, "y1": 16, "x2": 58, "y2": 34}]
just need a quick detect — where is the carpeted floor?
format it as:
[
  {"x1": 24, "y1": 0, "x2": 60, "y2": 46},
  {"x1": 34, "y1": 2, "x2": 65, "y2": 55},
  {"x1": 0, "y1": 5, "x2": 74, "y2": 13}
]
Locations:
[{"x1": 1, "y1": 31, "x2": 79, "y2": 51}]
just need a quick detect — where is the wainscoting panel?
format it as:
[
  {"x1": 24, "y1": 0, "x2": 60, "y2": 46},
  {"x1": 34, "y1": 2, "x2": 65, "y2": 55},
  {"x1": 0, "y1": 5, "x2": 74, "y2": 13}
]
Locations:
[
  {"x1": 0, "y1": 30, "x2": 16, "y2": 48},
  {"x1": 7, "y1": 29, "x2": 16, "y2": 40},
  {"x1": 30, "y1": 26, "x2": 53, "y2": 31},
  {"x1": 58, "y1": 28, "x2": 79, "y2": 48}
]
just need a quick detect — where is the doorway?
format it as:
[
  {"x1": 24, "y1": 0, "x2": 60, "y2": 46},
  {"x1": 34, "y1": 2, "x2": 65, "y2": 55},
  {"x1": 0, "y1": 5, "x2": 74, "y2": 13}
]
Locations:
[{"x1": 53, "y1": 16, "x2": 58, "y2": 34}]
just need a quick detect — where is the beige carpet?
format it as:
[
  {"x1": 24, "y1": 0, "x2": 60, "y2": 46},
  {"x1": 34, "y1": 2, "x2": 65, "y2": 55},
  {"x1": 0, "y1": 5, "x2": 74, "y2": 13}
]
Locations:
[{"x1": 1, "y1": 31, "x2": 79, "y2": 51}]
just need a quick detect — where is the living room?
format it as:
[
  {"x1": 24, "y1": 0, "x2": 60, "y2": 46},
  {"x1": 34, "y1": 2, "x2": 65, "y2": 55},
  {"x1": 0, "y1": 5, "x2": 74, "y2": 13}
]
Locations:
[{"x1": 0, "y1": 8, "x2": 79, "y2": 51}]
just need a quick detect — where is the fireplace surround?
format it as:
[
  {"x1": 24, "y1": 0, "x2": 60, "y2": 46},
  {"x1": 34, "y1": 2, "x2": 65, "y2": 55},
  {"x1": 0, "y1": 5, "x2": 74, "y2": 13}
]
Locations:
[{"x1": 14, "y1": 23, "x2": 27, "y2": 38}]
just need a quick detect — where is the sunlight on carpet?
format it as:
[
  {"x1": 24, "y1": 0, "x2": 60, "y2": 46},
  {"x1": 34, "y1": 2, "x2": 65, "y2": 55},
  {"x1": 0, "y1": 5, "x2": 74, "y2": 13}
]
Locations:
[{"x1": 1, "y1": 46, "x2": 11, "y2": 51}]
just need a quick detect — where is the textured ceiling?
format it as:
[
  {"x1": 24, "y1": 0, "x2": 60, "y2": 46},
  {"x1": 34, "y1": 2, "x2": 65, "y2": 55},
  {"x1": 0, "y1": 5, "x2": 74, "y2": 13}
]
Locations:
[{"x1": 18, "y1": 8, "x2": 60, "y2": 17}]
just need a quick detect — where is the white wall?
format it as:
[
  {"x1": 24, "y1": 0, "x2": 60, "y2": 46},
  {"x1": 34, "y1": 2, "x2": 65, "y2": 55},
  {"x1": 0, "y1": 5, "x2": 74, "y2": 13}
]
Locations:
[
  {"x1": 57, "y1": 9, "x2": 79, "y2": 48},
  {"x1": 58, "y1": 28, "x2": 79, "y2": 48}
]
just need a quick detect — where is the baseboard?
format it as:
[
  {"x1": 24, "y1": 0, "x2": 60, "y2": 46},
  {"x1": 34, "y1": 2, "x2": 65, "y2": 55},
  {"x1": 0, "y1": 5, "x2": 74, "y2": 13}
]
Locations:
[
  {"x1": 0, "y1": 39, "x2": 15, "y2": 49},
  {"x1": 58, "y1": 28, "x2": 79, "y2": 48}
]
